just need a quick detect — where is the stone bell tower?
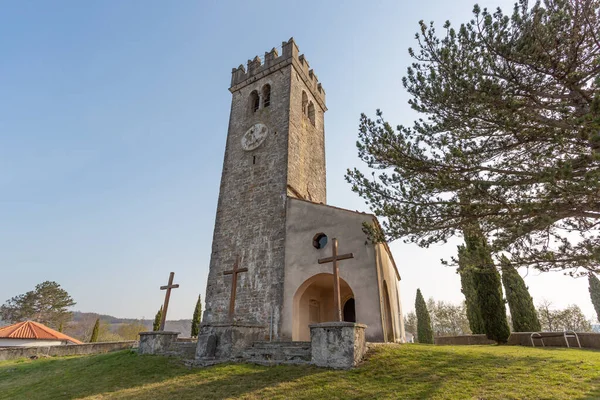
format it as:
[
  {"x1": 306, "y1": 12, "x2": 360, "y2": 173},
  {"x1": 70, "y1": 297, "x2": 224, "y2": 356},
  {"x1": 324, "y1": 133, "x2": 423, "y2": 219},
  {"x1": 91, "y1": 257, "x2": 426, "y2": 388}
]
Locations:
[{"x1": 196, "y1": 38, "x2": 327, "y2": 360}]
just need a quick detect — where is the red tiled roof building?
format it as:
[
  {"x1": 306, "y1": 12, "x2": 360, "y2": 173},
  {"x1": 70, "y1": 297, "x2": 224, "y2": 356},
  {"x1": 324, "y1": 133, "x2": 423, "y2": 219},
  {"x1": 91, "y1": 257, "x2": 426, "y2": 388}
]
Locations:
[{"x1": 0, "y1": 321, "x2": 83, "y2": 346}]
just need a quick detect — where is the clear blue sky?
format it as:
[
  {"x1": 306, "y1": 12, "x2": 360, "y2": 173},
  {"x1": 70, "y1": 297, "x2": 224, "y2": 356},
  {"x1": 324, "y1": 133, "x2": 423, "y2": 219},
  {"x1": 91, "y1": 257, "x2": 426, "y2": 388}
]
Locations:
[{"x1": 1, "y1": 0, "x2": 595, "y2": 322}]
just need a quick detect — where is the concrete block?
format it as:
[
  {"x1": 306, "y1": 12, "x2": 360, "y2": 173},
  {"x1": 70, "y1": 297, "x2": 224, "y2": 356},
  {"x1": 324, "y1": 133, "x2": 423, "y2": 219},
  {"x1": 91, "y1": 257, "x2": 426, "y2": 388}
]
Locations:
[
  {"x1": 138, "y1": 331, "x2": 179, "y2": 355},
  {"x1": 310, "y1": 322, "x2": 367, "y2": 369}
]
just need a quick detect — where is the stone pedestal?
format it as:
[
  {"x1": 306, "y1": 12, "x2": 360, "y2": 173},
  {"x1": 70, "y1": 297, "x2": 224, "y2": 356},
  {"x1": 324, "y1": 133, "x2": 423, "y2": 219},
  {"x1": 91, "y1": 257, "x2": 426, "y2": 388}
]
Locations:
[
  {"x1": 138, "y1": 331, "x2": 179, "y2": 355},
  {"x1": 195, "y1": 323, "x2": 267, "y2": 361},
  {"x1": 309, "y1": 322, "x2": 367, "y2": 369}
]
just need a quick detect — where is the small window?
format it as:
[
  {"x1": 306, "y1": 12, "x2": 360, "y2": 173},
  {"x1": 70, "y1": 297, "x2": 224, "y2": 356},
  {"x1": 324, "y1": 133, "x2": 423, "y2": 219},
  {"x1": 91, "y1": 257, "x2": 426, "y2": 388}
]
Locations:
[
  {"x1": 302, "y1": 91, "x2": 308, "y2": 116},
  {"x1": 262, "y1": 84, "x2": 271, "y2": 108},
  {"x1": 313, "y1": 233, "x2": 328, "y2": 249},
  {"x1": 308, "y1": 101, "x2": 315, "y2": 126},
  {"x1": 249, "y1": 90, "x2": 260, "y2": 112}
]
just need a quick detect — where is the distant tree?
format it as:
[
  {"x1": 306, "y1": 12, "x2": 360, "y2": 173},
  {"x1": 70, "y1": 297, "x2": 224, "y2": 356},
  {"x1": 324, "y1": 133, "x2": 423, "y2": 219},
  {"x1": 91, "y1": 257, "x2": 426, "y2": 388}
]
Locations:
[
  {"x1": 558, "y1": 305, "x2": 593, "y2": 332},
  {"x1": 58, "y1": 322, "x2": 64, "y2": 333},
  {"x1": 116, "y1": 322, "x2": 147, "y2": 340},
  {"x1": 462, "y1": 225, "x2": 511, "y2": 343},
  {"x1": 153, "y1": 306, "x2": 163, "y2": 331},
  {"x1": 191, "y1": 295, "x2": 202, "y2": 337},
  {"x1": 457, "y1": 246, "x2": 485, "y2": 334},
  {"x1": 0, "y1": 281, "x2": 76, "y2": 328},
  {"x1": 537, "y1": 300, "x2": 559, "y2": 332},
  {"x1": 346, "y1": 0, "x2": 600, "y2": 275},
  {"x1": 537, "y1": 300, "x2": 593, "y2": 332},
  {"x1": 403, "y1": 311, "x2": 418, "y2": 339},
  {"x1": 501, "y1": 257, "x2": 541, "y2": 332},
  {"x1": 588, "y1": 273, "x2": 600, "y2": 322},
  {"x1": 427, "y1": 298, "x2": 471, "y2": 337},
  {"x1": 415, "y1": 289, "x2": 434, "y2": 344},
  {"x1": 90, "y1": 318, "x2": 100, "y2": 343}
]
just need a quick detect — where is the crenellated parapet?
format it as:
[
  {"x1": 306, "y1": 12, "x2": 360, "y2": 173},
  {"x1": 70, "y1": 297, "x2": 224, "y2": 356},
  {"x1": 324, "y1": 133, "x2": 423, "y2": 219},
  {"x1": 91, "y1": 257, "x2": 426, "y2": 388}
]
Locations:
[{"x1": 230, "y1": 38, "x2": 326, "y2": 110}]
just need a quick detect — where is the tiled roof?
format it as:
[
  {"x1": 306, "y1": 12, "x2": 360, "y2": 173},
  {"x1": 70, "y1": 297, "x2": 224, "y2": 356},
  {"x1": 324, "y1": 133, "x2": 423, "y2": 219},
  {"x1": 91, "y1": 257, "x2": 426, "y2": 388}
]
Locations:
[{"x1": 0, "y1": 321, "x2": 83, "y2": 344}]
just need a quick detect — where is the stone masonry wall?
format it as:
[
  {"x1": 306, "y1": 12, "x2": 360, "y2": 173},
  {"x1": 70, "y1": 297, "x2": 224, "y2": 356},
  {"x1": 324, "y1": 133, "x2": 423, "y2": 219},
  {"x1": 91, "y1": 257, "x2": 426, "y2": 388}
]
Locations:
[
  {"x1": 287, "y1": 52, "x2": 326, "y2": 204},
  {"x1": 0, "y1": 341, "x2": 136, "y2": 361},
  {"x1": 202, "y1": 66, "x2": 290, "y2": 333},
  {"x1": 202, "y1": 40, "x2": 327, "y2": 342}
]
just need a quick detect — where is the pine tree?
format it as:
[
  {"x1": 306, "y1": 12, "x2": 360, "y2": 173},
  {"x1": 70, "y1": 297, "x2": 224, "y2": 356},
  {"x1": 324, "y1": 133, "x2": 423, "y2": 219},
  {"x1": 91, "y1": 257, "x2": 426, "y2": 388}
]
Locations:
[
  {"x1": 588, "y1": 273, "x2": 600, "y2": 323},
  {"x1": 346, "y1": 0, "x2": 600, "y2": 275},
  {"x1": 90, "y1": 318, "x2": 100, "y2": 343},
  {"x1": 501, "y1": 256, "x2": 541, "y2": 332},
  {"x1": 0, "y1": 281, "x2": 76, "y2": 326},
  {"x1": 415, "y1": 289, "x2": 434, "y2": 344},
  {"x1": 464, "y1": 227, "x2": 511, "y2": 343},
  {"x1": 191, "y1": 295, "x2": 202, "y2": 337},
  {"x1": 457, "y1": 245, "x2": 485, "y2": 334},
  {"x1": 153, "y1": 306, "x2": 162, "y2": 331}
]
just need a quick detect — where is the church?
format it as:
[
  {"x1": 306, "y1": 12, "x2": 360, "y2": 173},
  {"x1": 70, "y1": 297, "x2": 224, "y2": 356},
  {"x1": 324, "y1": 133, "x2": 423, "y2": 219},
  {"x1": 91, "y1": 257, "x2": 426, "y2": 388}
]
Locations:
[{"x1": 196, "y1": 38, "x2": 405, "y2": 360}]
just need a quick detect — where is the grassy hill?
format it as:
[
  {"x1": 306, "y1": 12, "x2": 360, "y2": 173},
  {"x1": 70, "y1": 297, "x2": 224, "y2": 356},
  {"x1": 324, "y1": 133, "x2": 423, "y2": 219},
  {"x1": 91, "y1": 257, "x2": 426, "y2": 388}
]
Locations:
[{"x1": 1, "y1": 344, "x2": 599, "y2": 399}]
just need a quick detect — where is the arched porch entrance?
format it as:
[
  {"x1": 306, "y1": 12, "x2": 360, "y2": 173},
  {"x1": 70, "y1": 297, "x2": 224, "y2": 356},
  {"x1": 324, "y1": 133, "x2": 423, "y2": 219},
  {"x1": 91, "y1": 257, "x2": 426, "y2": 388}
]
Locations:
[{"x1": 292, "y1": 273, "x2": 355, "y2": 341}]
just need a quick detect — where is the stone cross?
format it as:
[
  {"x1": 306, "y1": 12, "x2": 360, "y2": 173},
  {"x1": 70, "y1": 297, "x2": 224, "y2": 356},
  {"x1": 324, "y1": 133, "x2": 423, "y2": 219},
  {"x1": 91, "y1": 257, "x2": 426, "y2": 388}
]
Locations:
[
  {"x1": 159, "y1": 272, "x2": 180, "y2": 331},
  {"x1": 223, "y1": 256, "x2": 248, "y2": 320},
  {"x1": 318, "y1": 238, "x2": 354, "y2": 322}
]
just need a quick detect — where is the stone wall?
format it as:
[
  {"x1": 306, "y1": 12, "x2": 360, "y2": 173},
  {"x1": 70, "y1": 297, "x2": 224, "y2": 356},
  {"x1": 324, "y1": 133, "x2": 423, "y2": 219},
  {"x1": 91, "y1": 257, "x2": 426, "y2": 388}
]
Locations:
[
  {"x1": 508, "y1": 332, "x2": 600, "y2": 349},
  {"x1": 432, "y1": 332, "x2": 600, "y2": 348},
  {"x1": 0, "y1": 341, "x2": 136, "y2": 361},
  {"x1": 201, "y1": 38, "x2": 328, "y2": 348},
  {"x1": 434, "y1": 334, "x2": 496, "y2": 346},
  {"x1": 202, "y1": 59, "x2": 292, "y2": 332},
  {"x1": 310, "y1": 322, "x2": 367, "y2": 369},
  {"x1": 196, "y1": 324, "x2": 265, "y2": 360},
  {"x1": 139, "y1": 331, "x2": 178, "y2": 355},
  {"x1": 287, "y1": 43, "x2": 327, "y2": 204}
]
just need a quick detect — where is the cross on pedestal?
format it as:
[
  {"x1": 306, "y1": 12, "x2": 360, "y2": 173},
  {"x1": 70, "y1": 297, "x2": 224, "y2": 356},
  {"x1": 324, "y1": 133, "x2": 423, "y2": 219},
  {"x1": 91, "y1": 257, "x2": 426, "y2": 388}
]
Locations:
[
  {"x1": 159, "y1": 272, "x2": 180, "y2": 331},
  {"x1": 223, "y1": 256, "x2": 248, "y2": 320},
  {"x1": 318, "y1": 238, "x2": 354, "y2": 322}
]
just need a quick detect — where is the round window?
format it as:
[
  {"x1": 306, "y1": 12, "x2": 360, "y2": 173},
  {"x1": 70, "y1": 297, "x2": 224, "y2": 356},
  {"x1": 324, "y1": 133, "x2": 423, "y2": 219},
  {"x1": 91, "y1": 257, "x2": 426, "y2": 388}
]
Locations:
[{"x1": 313, "y1": 233, "x2": 328, "y2": 249}]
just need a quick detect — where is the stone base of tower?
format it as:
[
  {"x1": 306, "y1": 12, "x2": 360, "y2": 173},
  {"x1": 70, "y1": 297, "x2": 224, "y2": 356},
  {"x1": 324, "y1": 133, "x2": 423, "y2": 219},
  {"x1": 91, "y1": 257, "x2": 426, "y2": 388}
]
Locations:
[{"x1": 195, "y1": 323, "x2": 267, "y2": 363}]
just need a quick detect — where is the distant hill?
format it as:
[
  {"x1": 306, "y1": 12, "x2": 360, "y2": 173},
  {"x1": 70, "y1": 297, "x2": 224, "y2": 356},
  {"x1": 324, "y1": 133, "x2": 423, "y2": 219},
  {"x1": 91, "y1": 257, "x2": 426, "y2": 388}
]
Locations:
[{"x1": 68, "y1": 311, "x2": 193, "y2": 340}]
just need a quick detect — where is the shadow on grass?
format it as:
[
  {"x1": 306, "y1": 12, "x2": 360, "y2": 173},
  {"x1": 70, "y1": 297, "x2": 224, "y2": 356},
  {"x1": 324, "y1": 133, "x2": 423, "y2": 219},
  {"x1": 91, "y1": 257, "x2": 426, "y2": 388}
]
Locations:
[
  {"x1": 0, "y1": 351, "x2": 195, "y2": 400},
  {"x1": 347, "y1": 344, "x2": 600, "y2": 399},
  {"x1": 0, "y1": 350, "x2": 323, "y2": 400},
  {"x1": 106, "y1": 364, "x2": 326, "y2": 400},
  {"x1": 577, "y1": 377, "x2": 600, "y2": 400},
  {"x1": 2, "y1": 345, "x2": 600, "y2": 399}
]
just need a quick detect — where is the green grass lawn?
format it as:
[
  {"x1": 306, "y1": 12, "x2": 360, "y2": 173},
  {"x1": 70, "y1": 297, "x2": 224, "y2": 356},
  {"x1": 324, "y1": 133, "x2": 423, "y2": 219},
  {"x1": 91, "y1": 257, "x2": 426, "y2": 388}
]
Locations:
[{"x1": 1, "y1": 344, "x2": 599, "y2": 399}]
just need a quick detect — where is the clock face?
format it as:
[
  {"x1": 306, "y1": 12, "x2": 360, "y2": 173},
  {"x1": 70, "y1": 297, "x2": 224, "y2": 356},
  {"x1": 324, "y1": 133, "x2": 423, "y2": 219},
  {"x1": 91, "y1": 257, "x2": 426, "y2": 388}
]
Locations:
[{"x1": 241, "y1": 123, "x2": 269, "y2": 151}]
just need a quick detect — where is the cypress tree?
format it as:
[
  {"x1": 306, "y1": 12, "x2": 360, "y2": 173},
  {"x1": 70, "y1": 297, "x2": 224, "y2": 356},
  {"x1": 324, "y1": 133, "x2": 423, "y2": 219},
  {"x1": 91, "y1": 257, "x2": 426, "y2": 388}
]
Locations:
[
  {"x1": 58, "y1": 322, "x2": 64, "y2": 333},
  {"x1": 463, "y1": 226, "x2": 510, "y2": 343},
  {"x1": 415, "y1": 289, "x2": 434, "y2": 344},
  {"x1": 191, "y1": 295, "x2": 202, "y2": 337},
  {"x1": 500, "y1": 256, "x2": 541, "y2": 332},
  {"x1": 153, "y1": 306, "x2": 162, "y2": 331},
  {"x1": 90, "y1": 318, "x2": 100, "y2": 343},
  {"x1": 588, "y1": 273, "x2": 600, "y2": 323},
  {"x1": 457, "y1": 245, "x2": 485, "y2": 334}
]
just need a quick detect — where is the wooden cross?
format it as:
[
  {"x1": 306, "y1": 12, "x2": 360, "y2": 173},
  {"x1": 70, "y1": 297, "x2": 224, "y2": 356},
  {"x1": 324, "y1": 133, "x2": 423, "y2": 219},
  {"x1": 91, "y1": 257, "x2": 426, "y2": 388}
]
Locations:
[
  {"x1": 223, "y1": 256, "x2": 248, "y2": 320},
  {"x1": 318, "y1": 238, "x2": 354, "y2": 322},
  {"x1": 159, "y1": 272, "x2": 180, "y2": 331}
]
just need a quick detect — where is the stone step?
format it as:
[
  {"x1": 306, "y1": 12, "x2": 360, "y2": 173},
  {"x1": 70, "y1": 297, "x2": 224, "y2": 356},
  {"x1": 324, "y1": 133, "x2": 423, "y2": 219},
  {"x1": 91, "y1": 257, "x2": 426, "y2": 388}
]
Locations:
[
  {"x1": 164, "y1": 342, "x2": 197, "y2": 360},
  {"x1": 176, "y1": 343, "x2": 198, "y2": 349},
  {"x1": 236, "y1": 340, "x2": 313, "y2": 365},
  {"x1": 252, "y1": 341, "x2": 311, "y2": 348},
  {"x1": 246, "y1": 358, "x2": 311, "y2": 367},
  {"x1": 243, "y1": 347, "x2": 311, "y2": 359}
]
